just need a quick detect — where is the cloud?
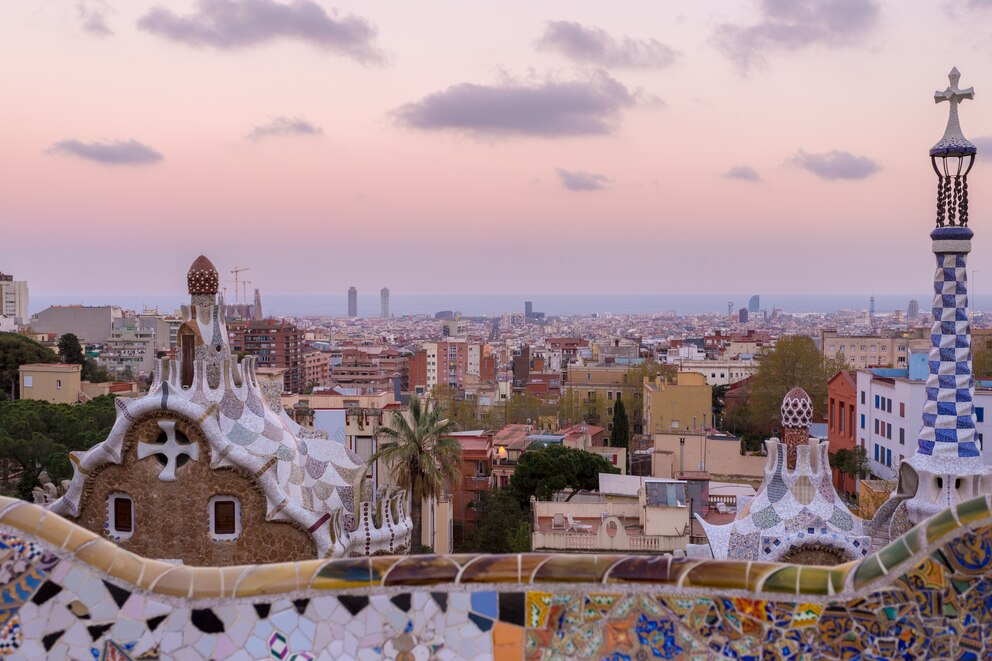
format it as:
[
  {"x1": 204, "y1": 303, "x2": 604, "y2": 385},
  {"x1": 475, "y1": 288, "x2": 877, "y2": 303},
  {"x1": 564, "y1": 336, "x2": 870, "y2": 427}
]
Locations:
[
  {"x1": 137, "y1": 0, "x2": 382, "y2": 64},
  {"x1": 393, "y1": 72, "x2": 639, "y2": 138},
  {"x1": 970, "y1": 135, "x2": 992, "y2": 152},
  {"x1": 535, "y1": 21, "x2": 679, "y2": 69},
  {"x1": 714, "y1": 0, "x2": 880, "y2": 71},
  {"x1": 556, "y1": 168, "x2": 611, "y2": 191},
  {"x1": 724, "y1": 165, "x2": 762, "y2": 181},
  {"x1": 77, "y1": 0, "x2": 113, "y2": 37},
  {"x1": 46, "y1": 139, "x2": 164, "y2": 165},
  {"x1": 791, "y1": 150, "x2": 880, "y2": 180},
  {"x1": 248, "y1": 116, "x2": 323, "y2": 140}
]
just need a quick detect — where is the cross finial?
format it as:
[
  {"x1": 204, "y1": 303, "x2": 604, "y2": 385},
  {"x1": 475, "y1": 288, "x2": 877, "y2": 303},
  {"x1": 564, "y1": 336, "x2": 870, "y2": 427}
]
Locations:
[
  {"x1": 139, "y1": 420, "x2": 200, "y2": 481},
  {"x1": 931, "y1": 67, "x2": 977, "y2": 157}
]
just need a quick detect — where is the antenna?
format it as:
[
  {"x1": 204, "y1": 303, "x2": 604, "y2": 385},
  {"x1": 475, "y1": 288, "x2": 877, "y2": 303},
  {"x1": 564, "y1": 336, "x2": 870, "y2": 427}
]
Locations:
[{"x1": 230, "y1": 266, "x2": 250, "y2": 305}]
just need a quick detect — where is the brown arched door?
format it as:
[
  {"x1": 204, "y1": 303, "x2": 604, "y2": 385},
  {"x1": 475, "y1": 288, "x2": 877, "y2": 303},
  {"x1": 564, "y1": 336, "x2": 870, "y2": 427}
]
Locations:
[{"x1": 178, "y1": 325, "x2": 195, "y2": 388}]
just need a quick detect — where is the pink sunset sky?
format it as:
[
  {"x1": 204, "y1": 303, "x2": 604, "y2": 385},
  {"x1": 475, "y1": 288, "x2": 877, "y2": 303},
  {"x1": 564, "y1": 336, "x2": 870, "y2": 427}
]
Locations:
[{"x1": 4, "y1": 1, "x2": 992, "y2": 298}]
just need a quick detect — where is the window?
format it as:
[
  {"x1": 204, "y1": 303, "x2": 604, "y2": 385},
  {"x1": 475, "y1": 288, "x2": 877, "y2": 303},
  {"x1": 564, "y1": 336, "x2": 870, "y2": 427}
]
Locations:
[
  {"x1": 978, "y1": 407, "x2": 985, "y2": 423},
  {"x1": 210, "y1": 496, "x2": 241, "y2": 540},
  {"x1": 23, "y1": 375, "x2": 32, "y2": 388},
  {"x1": 875, "y1": 395, "x2": 880, "y2": 409},
  {"x1": 874, "y1": 444, "x2": 879, "y2": 461},
  {"x1": 874, "y1": 419, "x2": 879, "y2": 434},
  {"x1": 108, "y1": 494, "x2": 134, "y2": 539},
  {"x1": 861, "y1": 414, "x2": 866, "y2": 430},
  {"x1": 900, "y1": 402, "x2": 905, "y2": 417},
  {"x1": 608, "y1": 391, "x2": 613, "y2": 400},
  {"x1": 886, "y1": 448, "x2": 892, "y2": 467},
  {"x1": 900, "y1": 428, "x2": 905, "y2": 445},
  {"x1": 861, "y1": 391, "x2": 866, "y2": 405},
  {"x1": 887, "y1": 399, "x2": 892, "y2": 414},
  {"x1": 56, "y1": 379, "x2": 62, "y2": 389}
]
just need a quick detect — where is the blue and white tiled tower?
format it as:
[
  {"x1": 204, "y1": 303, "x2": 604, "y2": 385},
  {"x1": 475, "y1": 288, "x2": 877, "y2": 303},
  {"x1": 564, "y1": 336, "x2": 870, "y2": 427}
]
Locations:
[{"x1": 898, "y1": 68, "x2": 992, "y2": 527}]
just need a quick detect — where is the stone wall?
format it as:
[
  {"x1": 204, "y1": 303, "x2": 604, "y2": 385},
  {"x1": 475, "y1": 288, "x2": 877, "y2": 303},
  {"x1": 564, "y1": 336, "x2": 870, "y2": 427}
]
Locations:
[
  {"x1": 1, "y1": 494, "x2": 992, "y2": 658},
  {"x1": 72, "y1": 412, "x2": 315, "y2": 565}
]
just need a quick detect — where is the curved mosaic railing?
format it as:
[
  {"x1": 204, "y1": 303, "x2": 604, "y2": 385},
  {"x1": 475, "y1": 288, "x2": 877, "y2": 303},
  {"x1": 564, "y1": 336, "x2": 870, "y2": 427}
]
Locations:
[{"x1": 0, "y1": 495, "x2": 991, "y2": 659}]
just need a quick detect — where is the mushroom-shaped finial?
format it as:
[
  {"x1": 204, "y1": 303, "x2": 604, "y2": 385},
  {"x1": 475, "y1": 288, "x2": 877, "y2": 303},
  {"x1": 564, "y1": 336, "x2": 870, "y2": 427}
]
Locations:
[
  {"x1": 187, "y1": 255, "x2": 219, "y2": 296},
  {"x1": 781, "y1": 387, "x2": 813, "y2": 429}
]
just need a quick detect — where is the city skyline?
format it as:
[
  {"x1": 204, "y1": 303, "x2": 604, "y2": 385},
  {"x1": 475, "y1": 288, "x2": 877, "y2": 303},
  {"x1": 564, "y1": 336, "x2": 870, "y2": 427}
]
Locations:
[{"x1": 5, "y1": 2, "x2": 992, "y2": 297}]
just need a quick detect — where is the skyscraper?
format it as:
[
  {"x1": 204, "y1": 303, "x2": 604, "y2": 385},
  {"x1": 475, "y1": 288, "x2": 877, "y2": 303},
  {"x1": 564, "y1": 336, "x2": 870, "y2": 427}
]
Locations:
[
  {"x1": 748, "y1": 295, "x2": 760, "y2": 313},
  {"x1": 524, "y1": 301, "x2": 533, "y2": 318},
  {"x1": 907, "y1": 299, "x2": 920, "y2": 320},
  {"x1": 380, "y1": 287, "x2": 390, "y2": 318},
  {"x1": 348, "y1": 286, "x2": 357, "y2": 317}
]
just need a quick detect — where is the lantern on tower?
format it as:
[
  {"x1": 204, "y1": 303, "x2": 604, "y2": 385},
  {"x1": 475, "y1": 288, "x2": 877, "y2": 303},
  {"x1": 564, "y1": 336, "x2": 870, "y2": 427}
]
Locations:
[{"x1": 931, "y1": 67, "x2": 976, "y2": 227}]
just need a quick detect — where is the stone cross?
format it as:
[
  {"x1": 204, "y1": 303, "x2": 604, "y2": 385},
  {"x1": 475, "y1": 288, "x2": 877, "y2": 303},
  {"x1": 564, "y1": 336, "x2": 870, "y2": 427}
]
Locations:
[
  {"x1": 934, "y1": 67, "x2": 974, "y2": 146},
  {"x1": 139, "y1": 420, "x2": 200, "y2": 481}
]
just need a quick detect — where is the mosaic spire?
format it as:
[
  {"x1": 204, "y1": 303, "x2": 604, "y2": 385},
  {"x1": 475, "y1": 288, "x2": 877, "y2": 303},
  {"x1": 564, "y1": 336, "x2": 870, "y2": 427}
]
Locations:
[{"x1": 917, "y1": 69, "x2": 979, "y2": 462}]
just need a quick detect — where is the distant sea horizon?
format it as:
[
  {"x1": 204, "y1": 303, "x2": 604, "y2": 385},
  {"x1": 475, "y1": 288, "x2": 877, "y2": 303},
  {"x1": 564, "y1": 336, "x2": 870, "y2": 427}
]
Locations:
[{"x1": 26, "y1": 293, "x2": 963, "y2": 318}]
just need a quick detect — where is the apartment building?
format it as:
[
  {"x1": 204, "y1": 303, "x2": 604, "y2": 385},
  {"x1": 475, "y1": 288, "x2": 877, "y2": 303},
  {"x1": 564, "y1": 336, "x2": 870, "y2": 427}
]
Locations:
[
  {"x1": 330, "y1": 346, "x2": 409, "y2": 392},
  {"x1": 820, "y1": 329, "x2": 929, "y2": 370},
  {"x1": 31, "y1": 305, "x2": 124, "y2": 343},
  {"x1": 856, "y1": 360, "x2": 992, "y2": 480},
  {"x1": 0, "y1": 272, "x2": 28, "y2": 323},
  {"x1": 410, "y1": 340, "x2": 491, "y2": 393},
  {"x1": 826, "y1": 370, "x2": 858, "y2": 495},
  {"x1": 228, "y1": 320, "x2": 304, "y2": 392},
  {"x1": 643, "y1": 372, "x2": 713, "y2": 435}
]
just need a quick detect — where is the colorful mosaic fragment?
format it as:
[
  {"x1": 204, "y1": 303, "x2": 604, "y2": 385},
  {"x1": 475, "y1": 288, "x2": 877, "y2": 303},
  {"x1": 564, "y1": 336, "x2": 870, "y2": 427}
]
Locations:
[{"x1": 0, "y1": 497, "x2": 989, "y2": 657}]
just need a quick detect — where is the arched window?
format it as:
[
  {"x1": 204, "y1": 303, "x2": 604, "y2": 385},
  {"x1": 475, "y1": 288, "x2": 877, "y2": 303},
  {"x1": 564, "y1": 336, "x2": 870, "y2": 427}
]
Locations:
[
  {"x1": 107, "y1": 493, "x2": 134, "y2": 540},
  {"x1": 178, "y1": 324, "x2": 195, "y2": 388}
]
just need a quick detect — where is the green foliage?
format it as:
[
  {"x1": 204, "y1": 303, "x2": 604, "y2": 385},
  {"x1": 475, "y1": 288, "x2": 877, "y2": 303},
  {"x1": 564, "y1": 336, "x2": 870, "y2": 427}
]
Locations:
[
  {"x1": 0, "y1": 395, "x2": 118, "y2": 497},
  {"x1": 610, "y1": 399, "x2": 630, "y2": 449},
  {"x1": 510, "y1": 444, "x2": 620, "y2": 507},
  {"x1": 746, "y1": 336, "x2": 848, "y2": 435},
  {"x1": 975, "y1": 345, "x2": 992, "y2": 380},
  {"x1": 57, "y1": 333, "x2": 85, "y2": 366},
  {"x1": 712, "y1": 383, "x2": 729, "y2": 418},
  {"x1": 833, "y1": 446, "x2": 872, "y2": 481},
  {"x1": 371, "y1": 396, "x2": 462, "y2": 553},
  {"x1": 0, "y1": 332, "x2": 60, "y2": 400},
  {"x1": 464, "y1": 488, "x2": 531, "y2": 554}
]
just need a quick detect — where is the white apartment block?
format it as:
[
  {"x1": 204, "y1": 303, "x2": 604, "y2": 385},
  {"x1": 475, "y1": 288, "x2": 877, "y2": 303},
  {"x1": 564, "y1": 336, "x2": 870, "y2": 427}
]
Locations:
[
  {"x1": 856, "y1": 370, "x2": 992, "y2": 480},
  {"x1": 676, "y1": 359, "x2": 758, "y2": 387},
  {"x1": 0, "y1": 276, "x2": 28, "y2": 324}
]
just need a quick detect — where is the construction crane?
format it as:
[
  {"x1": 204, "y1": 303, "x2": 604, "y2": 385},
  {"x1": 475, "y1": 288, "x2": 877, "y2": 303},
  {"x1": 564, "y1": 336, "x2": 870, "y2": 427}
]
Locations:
[{"x1": 230, "y1": 267, "x2": 250, "y2": 304}]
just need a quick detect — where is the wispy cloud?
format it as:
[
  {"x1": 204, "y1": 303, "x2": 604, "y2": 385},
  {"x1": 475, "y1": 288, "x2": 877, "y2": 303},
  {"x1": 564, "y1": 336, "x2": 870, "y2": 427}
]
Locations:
[
  {"x1": 137, "y1": 0, "x2": 383, "y2": 64},
  {"x1": 556, "y1": 168, "x2": 611, "y2": 191},
  {"x1": 77, "y1": 0, "x2": 113, "y2": 37},
  {"x1": 46, "y1": 139, "x2": 164, "y2": 166},
  {"x1": 248, "y1": 116, "x2": 323, "y2": 141},
  {"x1": 535, "y1": 21, "x2": 679, "y2": 69},
  {"x1": 393, "y1": 72, "x2": 639, "y2": 138},
  {"x1": 970, "y1": 135, "x2": 992, "y2": 152},
  {"x1": 791, "y1": 149, "x2": 880, "y2": 180},
  {"x1": 714, "y1": 0, "x2": 880, "y2": 72},
  {"x1": 724, "y1": 165, "x2": 762, "y2": 181}
]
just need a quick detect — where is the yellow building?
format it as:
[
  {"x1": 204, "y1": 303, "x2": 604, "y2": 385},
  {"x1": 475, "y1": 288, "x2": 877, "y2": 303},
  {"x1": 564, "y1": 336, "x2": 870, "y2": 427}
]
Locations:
[
  {"x1": 18, "y1": 364, "x2": 81, "y2": 404},
  {"x1": 643, "y1": 372, "x2": 712, "y2": 434}
]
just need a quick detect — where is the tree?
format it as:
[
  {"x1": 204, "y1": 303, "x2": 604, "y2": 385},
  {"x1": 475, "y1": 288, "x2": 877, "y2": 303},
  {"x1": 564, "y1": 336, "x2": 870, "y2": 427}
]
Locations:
[
  {"x1": 0, "y1": 333, "x2": 60, "y2": 400},
  {"x1": 371, "y1": 396, "x2": 462, "y2": 553},
  {"x1": 57, "y1": 334, "x2": 85, "y2": 366},
  {"x1": 746, "y1": 336, "x2": 848, "y2": 435},
  {"x1": 510, "y1": 444, "x2": 620, "y2": 507},
  {"x1": 975, "y1": 345, "x2": 992, "y2": 380},
  {"x1": 712, "y1": 384, "x2": 729, "y2": 419},
  {"x1": 610, "y1": 399, "x2": 630, "y2": 473},
  {"x1": 833, "y1": 446, "x2": 872, "y2": 481},
  {"x1": 0, "y1": 395, "x2": 118, "y2": 497},
  {"x1": 464, "y1": 488, "x2": 531, "y2": 553}
]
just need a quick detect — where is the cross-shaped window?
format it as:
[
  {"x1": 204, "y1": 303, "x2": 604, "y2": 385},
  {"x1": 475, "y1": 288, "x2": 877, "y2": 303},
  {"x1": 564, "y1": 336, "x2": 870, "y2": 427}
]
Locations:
[{"x1": 138, "y1": 420, "x2": 200, "y2": 481}]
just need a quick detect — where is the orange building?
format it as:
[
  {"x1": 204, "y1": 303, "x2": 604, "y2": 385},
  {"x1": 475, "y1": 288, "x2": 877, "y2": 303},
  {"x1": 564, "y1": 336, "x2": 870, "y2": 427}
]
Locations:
[
  {"x1": 826, "y1": 370, "x2": 858, "y2": 496},
  {"x1": 448, "y1": 430, "x2": 494, "y2": 545}
]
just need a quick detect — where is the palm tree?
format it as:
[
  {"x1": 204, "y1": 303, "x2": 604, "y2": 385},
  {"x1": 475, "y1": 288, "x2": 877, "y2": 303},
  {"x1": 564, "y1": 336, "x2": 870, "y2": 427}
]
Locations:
[{"x1": 371, "y1": 396, "x2": 461, "y2": 553}]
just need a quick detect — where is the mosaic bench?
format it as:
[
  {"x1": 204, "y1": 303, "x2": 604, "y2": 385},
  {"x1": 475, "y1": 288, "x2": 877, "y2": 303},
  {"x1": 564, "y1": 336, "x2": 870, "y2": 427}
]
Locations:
[{"x1": 0, "y1": 495, "x2": 991, "y2": 659}]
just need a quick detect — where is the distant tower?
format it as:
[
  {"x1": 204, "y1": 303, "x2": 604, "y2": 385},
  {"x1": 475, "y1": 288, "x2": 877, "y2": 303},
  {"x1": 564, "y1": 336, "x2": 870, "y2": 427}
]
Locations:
[
  {"x1": 252, "y1": 288, "x2": 263, "y2": 321},
  {"x1": 380, "y1": 287, "x2": 390, "y2": 318},
  {"x1": 727, "y1": 301, "x2": 733, "y2": 316},
  {"x1": 869, "y1": 295, "x2": 875, "y2": 329},
  {"x1": 524, "y1": 301, "x2": 533, "y2": 318},
  {"x1": 348, "y1": 286, "x2": 358, "y2": 317},
  {"x1": 738, "y1": 308, "x2": 748, "y2": 323},
  {"x1": 748, "y1": 295, "x2": 760, "y2": 313},
  {"x1": 907, "y1": 298, "x2": 920, "y2": 321}
]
